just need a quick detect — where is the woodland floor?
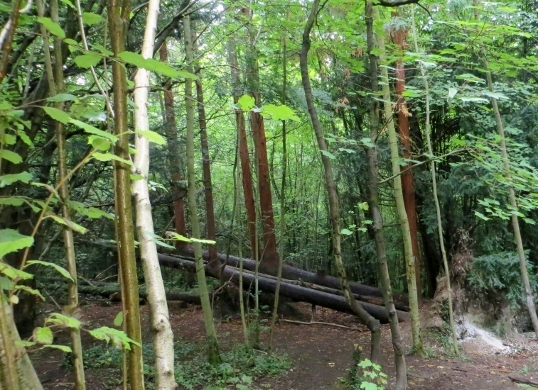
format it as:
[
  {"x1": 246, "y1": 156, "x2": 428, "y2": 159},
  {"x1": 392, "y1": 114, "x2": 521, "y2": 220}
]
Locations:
[{"x1": 30, "y1": 298, "x2": 538, "y2": 390}]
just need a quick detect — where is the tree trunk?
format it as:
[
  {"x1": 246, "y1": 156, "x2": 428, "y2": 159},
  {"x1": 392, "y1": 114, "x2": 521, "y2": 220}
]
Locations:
[
  {"x1": 411, "y1": 7, "x2": 458, "y2": 354},
  {"x1": 0, "y1": 298, "x2": 43, "y2": 390},
  {"x1": 158, "y1": 41, "x2": 188, "y2": 250},
  {"x1": 157, "y1": 255, "x2": 410, "y2": 323},
  {"x1": 132, "y1": 0, "x2": 177, "y2": 387},
  {"x1": 300, "y1": 0, "x2": 381, "y2": 363},
  {"x1": 107, "y1": 0, "x2": 145, "y2": 386},
  {"x1": 227, "y1": 35, "x2": 257, "y2": 259},
  {"x1": 392, "y1": 10, "x2": 422, "y2": 303},
  {"x1": 366, "y1": 3, "x2": 407, "y2": 387},
  {"x1": 373, "y1": 4, "x2": 423, "y2": 356},
  {"x1": 243, "y1": 7, "x2": 279, "y2": 270},
  {"x1": 183, "y1": 15, "x2": 222, "y2": 364},
  {"x1": 195, "y1": 66, "x2": 219, "y2": 269},
  {"x1": 46, "y1": 0, "x2": 86, "y2": 384}
]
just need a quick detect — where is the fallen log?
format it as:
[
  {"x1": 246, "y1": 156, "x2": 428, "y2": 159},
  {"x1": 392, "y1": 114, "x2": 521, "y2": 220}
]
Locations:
[
  {"x1": 158, "y1": 254, "x2": 409, "y2": 323},
  {"x1": 178, "y1": 248, "x2": 409, "y2": 307}
]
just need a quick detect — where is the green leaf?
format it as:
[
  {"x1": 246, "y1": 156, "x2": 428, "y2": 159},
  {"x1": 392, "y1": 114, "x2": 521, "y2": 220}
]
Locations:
[
  {"x1": 0, "y1": 262, "x2": 33, "y2": 281},
  {"x1": 261, "y1": 104, "x2": 300, "y2": 121},
  {"x1": 47, "y1": 93, "x2": 77, "y2": 103},
  {"x1": 37, "y1": 17, "x2": 66, "y2": 38},
  {"x1": 33, "y1": 327, "x2": 53, "y2": 345},
  {"x1": 191, "y1": 237, "x2": 216, "y2": 245},
  {"x1": 118, "y1": 51, "x2": 198, "y2": 79},
  {"x1": 44, "y1": 344, "x2": 72, "y2": 353},
  {"x1": 135, "y1": 129, "x2": 166, "y2": 145},
  {"x1": 88, "y1": 135, "x2": 111, "y2": 151},
  {"x1": 73, "y1": 53, "x2": 102, "y2": 68},
  {"x1": 0, "y1": 150, "x2": 22, "y2": 164},
  {"x1": 474, "y1": 211, "x2": 490, "y2": 221},
  {"x1": 165, "y1": 231, "x2": 192, "y2": 242},
  {"x1": 43, "y1": 106, "x2": 71, "y2": 124},
  {"x1": 45, "y1": 214, "x2": 88, "y2": 234},
  {"x1": 46, "y1": 312, "x2": 81, "y2": 329},
  {"x1": 113, "y1": 311, "x2": 124, "y2": 327},
  {"x1": 448, "y1": 87, "x2": 458, "y2": 99},
  {"x1": 92, "y1": 152, "x2": 132, "y2": 166},
  {"x1": 70, "y1": 119, "x2": 118, "y2": 142},
  {"x1": 341, "y1": 228, "x2": 353, "y2": 235},
  {"x1": 15, "y1": 285, "x2": 44, "y2": 301},
  {"x1": 82, "y1": 12, "x2": 104, "y2": 26},
  {"x1": 237, "y1": 95, "x2": 255, "y2": 111},
  {"x1": 26, "y1": 260, "x2": 74, "y2": 282},
  {"x1": 0, "y1": 229, "x2": 34, "y2": 259},
  {"x1": 482, "y1": 90, "x2": 509, "y2": 100},
  {"x1": 0, "y1": 171, "x2": 33, "y2": 188},
  {"x1": 130, "y1": 174, "x2": 144, "y2": 181},
  {"x1": 0, "y1": 198, "x2": 24, "y2": 207},
  {"x1": 89, "y1": 326, "x2": 141, "y2": 350},
  {"x1": 320, "y1": 149, "x2": 335, "y2": 159},
  {"x1": 68, "y1": 201, "x2": 114, "y2": 220}
]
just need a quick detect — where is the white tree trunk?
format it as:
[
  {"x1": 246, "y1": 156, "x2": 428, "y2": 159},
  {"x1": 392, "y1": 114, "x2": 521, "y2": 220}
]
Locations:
[{"x1": 132, "y1": 0, "x2": 177, "y2": 388}]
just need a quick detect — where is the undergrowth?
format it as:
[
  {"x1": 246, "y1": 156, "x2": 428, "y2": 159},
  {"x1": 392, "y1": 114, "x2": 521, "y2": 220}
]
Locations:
[{"x1": 68, "y1": 338, "x2": 291, "y2": 389}]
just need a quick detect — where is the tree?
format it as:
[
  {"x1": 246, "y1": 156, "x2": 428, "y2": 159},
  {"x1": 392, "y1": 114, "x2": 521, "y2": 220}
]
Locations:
[
  {"x1": 132, "y1": 0, "x2": 177, "y2": 387},
  {"x1": 183, "y1": 14, "x2": 222, "y2": 364},
  {"x1": 107, "y1": 0, "x2": 145, "y2": 386},
  {"x1": 300, "y1": 0, "x2": 381, "y2": 363}
]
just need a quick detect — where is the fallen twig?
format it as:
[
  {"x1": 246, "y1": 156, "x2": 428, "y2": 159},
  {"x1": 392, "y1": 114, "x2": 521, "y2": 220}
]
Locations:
[{"x1": 281, "y1": 318, "x2": 360, "y2": 330}]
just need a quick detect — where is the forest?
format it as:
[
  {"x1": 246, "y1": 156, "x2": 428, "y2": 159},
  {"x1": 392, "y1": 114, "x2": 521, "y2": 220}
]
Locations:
[{"x1": 1, "y1": 0, "x2": 538, "y2": 389}]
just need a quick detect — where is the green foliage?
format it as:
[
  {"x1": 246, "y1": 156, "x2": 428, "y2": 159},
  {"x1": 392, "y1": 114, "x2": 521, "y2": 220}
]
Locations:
[
  {"x1": 345, "y1": 359, "x2": 387, "y2": 390},
  {"x1": 76, "y1": 340, "x2": 290, "y2": 389},
  {"x1": 467, "y1": 251, "x2": 538, "y2": 308}
]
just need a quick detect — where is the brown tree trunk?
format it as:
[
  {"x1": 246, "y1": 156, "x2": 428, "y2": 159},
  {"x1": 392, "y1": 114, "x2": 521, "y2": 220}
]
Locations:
[
  {"x1": 392, "y1": 10, "x2": 422, "y2": 302},
  {"x1": 159, "y1": 40, "x2": 187, "y2": 250},
  {"x1": 195, "y1": 68, "x2": 219, "y2": 268},
  {"x1": 227, "y1": 36, "x2": 257, "y2": 259},
  {"x1": 242, "y1": 7, "x2": 279, "y2": 270},
  {"x1": 158, "y1": 254, "x2": 410, "y2": 323}
]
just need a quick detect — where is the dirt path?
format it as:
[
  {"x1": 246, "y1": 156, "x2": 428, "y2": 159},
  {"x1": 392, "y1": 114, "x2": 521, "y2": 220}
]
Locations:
[{"x1": 31, "y1": 301, "x2": 538, "y2": 389}]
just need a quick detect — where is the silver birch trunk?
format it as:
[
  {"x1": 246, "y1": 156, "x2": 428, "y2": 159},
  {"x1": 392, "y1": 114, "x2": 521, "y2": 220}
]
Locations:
[{"x1": 132, "y1": 0, "x2": 177, "y2": 387}]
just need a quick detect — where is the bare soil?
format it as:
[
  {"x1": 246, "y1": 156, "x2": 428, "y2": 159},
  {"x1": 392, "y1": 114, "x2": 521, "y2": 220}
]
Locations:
[{"x1": 30, "y1": 299, "x2": 538, "y2": 389}]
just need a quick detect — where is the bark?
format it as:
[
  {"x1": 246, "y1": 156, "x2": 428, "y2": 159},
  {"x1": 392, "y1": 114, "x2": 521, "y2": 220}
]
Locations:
[
  {"x1": 0, "y1": 0, "x2": 22, "y2": 82},
  {"x1": 74, "y1": 284, "x2": 201, "y2": 304},
  {"x1": 183, "y1": 15, "x2": 222, "y2": 365},
  {"x1": 0, "y1": 298, "x2": 43, "y2": 390},
  {"x1": 179, "y1": 248, "x2": 409, "y2": 309},
  {"x1": 227, "y1": 36, "x2": 257, "y2": 259},
  {"x1": 300, "y1": 0, "x2": 381, "y2": 363},
  {"x1": 132, "y1": 0, "x2": 177, "y2": 387},
  {"x1": 366, "y1": 3, "x2": 407, "y2": 387},
  {"x1": 411, "y1": 8, "x2": 459, "y2": 354},
  {"x1": 159, "y1": 41, "x2": 188, "y2": 250},
  {"x1": 195, "y1": 67, "x2": 218, "y2": 268},
  {"x1": 484, "y1": 61, "x2": 538, "y2": 337},
  {"x1": 107, "y1": 0, "x2": 145, "y2": 387},
  {"x1": 392, "y1": 11, "x2": 422, "y2": 302},
  {"x1": 242, "y1": 7, "x2": 279, "y2": 269},
  {"x1": 374, "y1": 4, "x2": 423, "y2": 355},
  {"x1": 47, "y1": 0, "x2": 86, "y2": 384},
  {"x1": 157, "y1": 255, "x2": 410, "y2": 323}
]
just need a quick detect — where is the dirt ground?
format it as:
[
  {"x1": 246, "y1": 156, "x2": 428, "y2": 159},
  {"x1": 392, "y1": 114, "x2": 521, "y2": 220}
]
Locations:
[{"x1": 30, "y1": 299, "x2": 538, "y2": 389}]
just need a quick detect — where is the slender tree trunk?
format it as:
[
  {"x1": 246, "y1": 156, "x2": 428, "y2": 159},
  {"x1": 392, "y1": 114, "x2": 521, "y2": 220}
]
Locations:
[
  {"x1": 242, "y1": 7, "x2": 279, "y2": 270},
  {"x1": 483, "y1": 61, "x2": 538, "y2": 337},
  {"x1": 227, "y1": 36, "x2": 257, "y2": 259},
  {"x1": 49, "y1": 0, "x2": 86, "y2": 385},
  {"x1": 300, "y1": 0, "x2": 381, "y2": 363},
  {"x1": 270, "y1": 23, "x2": 288, "y2": 347},
  {"x1": 132, "y1": 0, "x2": 177, "y2": 387},
  {"x1": 365, "y1": 2, "x2": 407, "y2": 387},
  {"x1": 373, "y1": 5, "x2": 423, "y2": 355},
  {"x1": 195, "y1": 67, "x2": 218, "y2": 269},
  {"x1": 411, "y1": 7, "x2": 459, "y2": 354},
  {"x1": 392, "y1": 10, "x2": 422, "y2": 303},
  {"x1": 158, "y1": 41, "x2": 188, "y2": 250},
  {"x1": 107, "y1": 0, "x2": 145, "y2": 386},
  {"x1": 183, "y1": 15, "x2": 222, "y2": 364}
]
